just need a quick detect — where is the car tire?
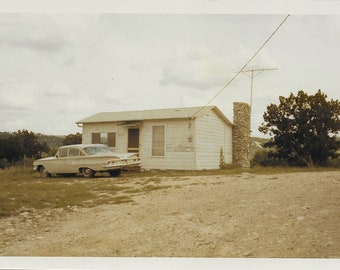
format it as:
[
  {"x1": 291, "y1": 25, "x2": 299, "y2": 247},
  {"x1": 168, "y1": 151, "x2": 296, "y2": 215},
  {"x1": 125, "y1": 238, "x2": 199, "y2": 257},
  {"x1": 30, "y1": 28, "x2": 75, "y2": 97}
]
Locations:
[
  {"x1": 109, "y1": 169, "x2": 121, "y2": 177},
  {"x1": 40, "y1": 166, "x2": 51, "y2": 178},
  {"x1": 82, "y1": 168, "x2": 95, "y2": 178}
]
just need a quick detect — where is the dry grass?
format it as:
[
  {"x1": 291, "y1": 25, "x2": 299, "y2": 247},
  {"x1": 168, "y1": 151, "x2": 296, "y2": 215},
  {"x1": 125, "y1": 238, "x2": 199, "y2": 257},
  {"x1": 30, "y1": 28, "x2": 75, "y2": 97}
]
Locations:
[{"x1": 0, "y1": 166, "x2": 338, "y2": 217}]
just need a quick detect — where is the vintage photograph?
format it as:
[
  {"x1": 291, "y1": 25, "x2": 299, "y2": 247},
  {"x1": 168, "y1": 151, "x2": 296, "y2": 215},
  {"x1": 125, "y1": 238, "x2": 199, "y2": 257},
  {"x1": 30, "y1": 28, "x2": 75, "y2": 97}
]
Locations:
[{"x1": 0, "y1": 1, "x2": 339, "y2": 269}]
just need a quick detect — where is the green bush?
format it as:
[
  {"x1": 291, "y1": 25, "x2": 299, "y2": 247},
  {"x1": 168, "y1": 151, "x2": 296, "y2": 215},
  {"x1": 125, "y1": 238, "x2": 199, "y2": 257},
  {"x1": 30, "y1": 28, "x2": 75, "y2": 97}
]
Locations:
[
  {"x1": 0, "y1": 158, "x2": 10, "y2": 169},
  {"x1": 251, "y1": 150, "x2": 284, "y2": 167},
  {"x1": 325, "y1": 157, "x2": 340, "y2": 168}
]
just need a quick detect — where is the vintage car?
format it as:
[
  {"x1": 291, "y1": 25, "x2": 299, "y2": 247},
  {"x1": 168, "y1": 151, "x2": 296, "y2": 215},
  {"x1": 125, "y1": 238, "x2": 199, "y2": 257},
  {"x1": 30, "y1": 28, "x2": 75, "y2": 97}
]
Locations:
[{"x1": 33, "y1": 144, "x2": 141, "y2": 178}]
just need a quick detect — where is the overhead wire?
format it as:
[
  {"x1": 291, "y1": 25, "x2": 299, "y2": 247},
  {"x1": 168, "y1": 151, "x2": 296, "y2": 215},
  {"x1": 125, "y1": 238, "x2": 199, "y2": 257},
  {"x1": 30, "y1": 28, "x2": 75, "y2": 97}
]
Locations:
[{"x1": 190, "y1": 14, "x2": 290, "y2": 118}]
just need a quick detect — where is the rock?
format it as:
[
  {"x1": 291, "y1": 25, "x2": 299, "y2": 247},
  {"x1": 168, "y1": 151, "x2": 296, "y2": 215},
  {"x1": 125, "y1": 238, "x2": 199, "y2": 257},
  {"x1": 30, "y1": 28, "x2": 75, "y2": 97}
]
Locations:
[
  {"x1": 70, "y1": 206, "x2": 79, "y2": 212},
  {"x1": 20, "y1": 211, "x2": 30, "y2": 216},
  {"x1": 297, "y1": 216, "x2": 305, "y2": 222},
  {"x1": 244, "y1": 251, "x2": 254, "y2": 257},
  {"x1": 252, "y1": 232, "x2": 259, "y2": 240},
  {"x1": 5, "y1": 228, "x2": 16, "y2": 235}
]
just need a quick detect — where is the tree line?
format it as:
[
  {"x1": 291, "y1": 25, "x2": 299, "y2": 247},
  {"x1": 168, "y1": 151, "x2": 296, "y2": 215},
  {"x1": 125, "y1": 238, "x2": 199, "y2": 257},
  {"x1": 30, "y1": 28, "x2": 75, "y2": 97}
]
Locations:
[
  {"x1": 0, "y1": 90, "x2": 339, "y2": 169},
  {"x1": 0, "y1": 130, "x2": 81, "y2": 168}
]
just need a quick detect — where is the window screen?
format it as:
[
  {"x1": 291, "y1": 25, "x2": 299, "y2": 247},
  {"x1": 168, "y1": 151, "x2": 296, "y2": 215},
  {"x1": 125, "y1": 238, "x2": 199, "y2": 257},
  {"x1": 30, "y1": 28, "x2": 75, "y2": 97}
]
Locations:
[
  {"x1": 92, "y1": 132, "x2": 116, "y2": 147},
  {"x1": 107, "y1": 133, "x2": 116, "y2": 147},
  {"x1": 92, "y1": 133, "x2": 101, "y2": 144},
  {"x1": 152, "y1": 126, "x2": 165, "y2": 156}
]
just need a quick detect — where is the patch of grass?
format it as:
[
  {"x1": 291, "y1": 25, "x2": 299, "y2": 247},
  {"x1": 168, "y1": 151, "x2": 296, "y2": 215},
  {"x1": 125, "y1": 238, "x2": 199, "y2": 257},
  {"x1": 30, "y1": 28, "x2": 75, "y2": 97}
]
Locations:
[
  {"x1": 122, "y1": 184, "x2": 172, "y2": 195},
  {"x1": 1, "y1": 166, "x2": 338, "y2": 217},
  {"x1": 0, "y1": 169, "x2": 96, "y2": 217},
  {"x1": 0, "y1": 168, "x2": 134, "y2": 217},
  {"x1": 142, "y1": 184, "x2": 172, "y2": 192},
  {"x1": 112, "y1": 195, "x2": 134, "y2": 204}
]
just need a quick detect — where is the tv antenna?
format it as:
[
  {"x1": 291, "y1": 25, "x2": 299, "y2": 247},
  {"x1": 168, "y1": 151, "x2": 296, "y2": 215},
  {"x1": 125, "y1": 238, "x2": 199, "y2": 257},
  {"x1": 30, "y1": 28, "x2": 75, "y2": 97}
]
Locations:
[{"x1": 239, "y1": 67, "x2": 278, "y2": 110}]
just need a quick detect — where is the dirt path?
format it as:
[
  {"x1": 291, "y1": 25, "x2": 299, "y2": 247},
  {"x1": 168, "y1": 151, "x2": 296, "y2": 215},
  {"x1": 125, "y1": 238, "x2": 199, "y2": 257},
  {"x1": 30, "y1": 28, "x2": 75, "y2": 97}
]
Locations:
[{"x1": 1, "y1": 171, "x2": 339, "y2": 257}]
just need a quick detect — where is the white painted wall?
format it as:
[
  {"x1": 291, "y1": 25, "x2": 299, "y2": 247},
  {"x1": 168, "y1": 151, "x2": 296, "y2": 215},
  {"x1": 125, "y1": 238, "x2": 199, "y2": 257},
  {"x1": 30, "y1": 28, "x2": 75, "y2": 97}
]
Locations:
[
  {"x1": 195, "y1": 111, "x2": 233, "y2": 169},
  {"x1": 81, "y1": 110, "x2": 232, "y2": 170},
  {"x1": 140, "y1": 119, "x2": 196, "y2": 170},
  {"x1": 82, "y1": 122, "x2": 128, "y2": 152}
]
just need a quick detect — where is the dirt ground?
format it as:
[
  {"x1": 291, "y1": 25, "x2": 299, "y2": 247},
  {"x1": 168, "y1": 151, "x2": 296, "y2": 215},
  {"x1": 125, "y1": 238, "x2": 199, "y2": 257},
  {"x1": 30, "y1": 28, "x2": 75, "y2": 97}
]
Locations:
[{"x1": 0, "y1": 171, "x2": 339, "y2": 258}]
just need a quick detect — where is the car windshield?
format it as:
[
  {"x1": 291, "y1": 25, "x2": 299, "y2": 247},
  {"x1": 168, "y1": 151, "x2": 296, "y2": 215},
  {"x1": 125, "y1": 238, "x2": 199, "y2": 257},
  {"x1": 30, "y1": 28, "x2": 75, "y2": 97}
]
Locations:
[{"x1": 83, "y1": 146, "x2": 114, "y2": 155}]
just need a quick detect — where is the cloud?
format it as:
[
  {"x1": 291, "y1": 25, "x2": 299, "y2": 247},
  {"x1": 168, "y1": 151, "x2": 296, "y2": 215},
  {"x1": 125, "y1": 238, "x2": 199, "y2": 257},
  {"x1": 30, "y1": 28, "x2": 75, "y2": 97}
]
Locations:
[
  {"x1": 0, "y1": 14, "x2": 96, "y2": 54},
  {"x1": 0, "y1": 78, "x2": 41, "y2": 110},
  {"x1": 42, "y1": 82, "x2": 98, "y2": 114},
  {"x1": 160, "y1": 44, "x2": 229, "y2": 90},
  {"x1": 44, "y1": 82, "x2": 73, "y2": 97}
]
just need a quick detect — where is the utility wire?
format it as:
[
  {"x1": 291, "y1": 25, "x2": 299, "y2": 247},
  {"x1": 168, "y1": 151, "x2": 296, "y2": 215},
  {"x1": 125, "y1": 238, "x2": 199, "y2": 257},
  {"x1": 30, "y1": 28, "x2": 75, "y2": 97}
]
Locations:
[{"x1": 190, "y1": 14, "x2": 290, "y2": 118}]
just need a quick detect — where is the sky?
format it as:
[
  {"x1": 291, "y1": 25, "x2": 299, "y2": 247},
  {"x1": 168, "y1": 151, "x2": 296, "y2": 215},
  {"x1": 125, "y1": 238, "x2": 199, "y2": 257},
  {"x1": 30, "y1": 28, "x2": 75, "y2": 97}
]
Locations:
[{"x1": 0, "y1": 1, "x2": 340, "y2": 137}]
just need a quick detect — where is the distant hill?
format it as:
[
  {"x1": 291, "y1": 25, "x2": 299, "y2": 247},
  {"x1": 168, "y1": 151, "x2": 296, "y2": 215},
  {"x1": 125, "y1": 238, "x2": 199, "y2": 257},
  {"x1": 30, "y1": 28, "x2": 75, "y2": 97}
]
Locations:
[
  {"x1": 1, "y1": 131, "x2": 267, "y2": 157},
  {"x1": 36, "y1": 134, "x2": 65, "y2": 149},
  {"x1": 0, "y1": 132, "x2": 65, "y2": 149},
  {"x1": 250, "y1": 137, "x2": 269, "y2": 158}
]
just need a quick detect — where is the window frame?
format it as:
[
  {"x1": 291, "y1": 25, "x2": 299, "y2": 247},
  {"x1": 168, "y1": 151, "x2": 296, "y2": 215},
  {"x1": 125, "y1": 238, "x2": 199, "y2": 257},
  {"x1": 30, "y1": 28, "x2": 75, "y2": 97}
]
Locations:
[
  {"x1": 57, "y1": 148, "x2": 68, "y2": 158},
  {"x1": 151, "y1": 125, "x2": 166, "y2": 157},
  {"x1": 91, "y1": 132, "x2": 117, "y2": 148}
]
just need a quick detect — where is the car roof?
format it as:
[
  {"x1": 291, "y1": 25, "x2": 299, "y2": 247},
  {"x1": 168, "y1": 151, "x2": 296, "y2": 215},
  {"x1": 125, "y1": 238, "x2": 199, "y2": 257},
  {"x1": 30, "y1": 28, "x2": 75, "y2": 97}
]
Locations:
[{"x1": 59, "y1": 144, "x2": 107, "y2": 150}]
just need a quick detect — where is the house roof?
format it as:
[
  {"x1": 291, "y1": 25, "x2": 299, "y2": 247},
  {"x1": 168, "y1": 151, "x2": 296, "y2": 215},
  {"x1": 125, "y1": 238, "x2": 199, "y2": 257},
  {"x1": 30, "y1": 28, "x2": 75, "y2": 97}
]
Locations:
[{"x1": 76, "y1": 106, "x2": 233, "y2": 126}]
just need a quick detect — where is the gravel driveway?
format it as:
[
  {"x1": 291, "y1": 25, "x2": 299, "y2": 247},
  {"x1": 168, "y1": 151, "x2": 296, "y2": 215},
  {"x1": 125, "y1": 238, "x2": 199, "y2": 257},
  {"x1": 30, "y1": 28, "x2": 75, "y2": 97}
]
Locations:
[{"x1": 1, "y1": 171, "x2": 339, "y2": 257}]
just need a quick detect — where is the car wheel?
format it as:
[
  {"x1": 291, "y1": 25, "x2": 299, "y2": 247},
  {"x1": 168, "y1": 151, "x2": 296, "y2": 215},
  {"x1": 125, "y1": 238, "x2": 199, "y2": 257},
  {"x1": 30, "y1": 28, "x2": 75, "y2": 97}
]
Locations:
[
  {"x1": 40, "y1": 166, "x2": 51, "y2": 178},
  {"x1": 109, "y1": 169, "x2": 121, "y2": 177},
  {"x1": 82, "y1": 168, "x2": 95, "y2": 178}
]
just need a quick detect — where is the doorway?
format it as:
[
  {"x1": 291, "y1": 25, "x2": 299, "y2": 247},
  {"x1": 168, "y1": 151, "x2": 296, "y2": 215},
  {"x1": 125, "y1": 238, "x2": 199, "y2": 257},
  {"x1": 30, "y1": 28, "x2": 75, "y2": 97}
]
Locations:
[{"x1": 128, "y1": 128, "x2": 140, "y2": 154}]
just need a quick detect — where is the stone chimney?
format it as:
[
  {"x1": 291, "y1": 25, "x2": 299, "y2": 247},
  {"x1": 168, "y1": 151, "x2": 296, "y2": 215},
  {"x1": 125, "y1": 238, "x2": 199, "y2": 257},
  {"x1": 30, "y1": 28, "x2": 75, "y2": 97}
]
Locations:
[{"x1": 232, "y1": 102, "x2": 251, "y2": 168}]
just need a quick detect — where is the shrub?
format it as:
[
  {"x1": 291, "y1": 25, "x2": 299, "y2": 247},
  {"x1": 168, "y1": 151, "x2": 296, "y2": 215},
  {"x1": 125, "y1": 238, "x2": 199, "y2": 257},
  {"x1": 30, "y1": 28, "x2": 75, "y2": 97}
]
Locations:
[
  {"x1": 251, "y1": 150, "x2": 285, "y2": 167},
  {"x1": 325, "y1": 157, "x2": 340, "y2": 168}
]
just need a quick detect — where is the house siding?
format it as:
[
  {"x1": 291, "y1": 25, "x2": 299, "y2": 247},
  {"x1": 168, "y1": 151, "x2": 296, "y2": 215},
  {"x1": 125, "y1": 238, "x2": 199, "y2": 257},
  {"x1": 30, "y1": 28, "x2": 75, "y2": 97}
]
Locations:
[
  {"x1": 79, "y1": 106, "x2": 234, "y2": 171},
  {"x1": 82, "y1": 123, "x2": 129, "y2": 152},
  {"x1": 140, "y1": 119, "x2": 196, "y2": 170},
  {"x1": 195, "y1": 111, "x2": 232, "y2": 169}
]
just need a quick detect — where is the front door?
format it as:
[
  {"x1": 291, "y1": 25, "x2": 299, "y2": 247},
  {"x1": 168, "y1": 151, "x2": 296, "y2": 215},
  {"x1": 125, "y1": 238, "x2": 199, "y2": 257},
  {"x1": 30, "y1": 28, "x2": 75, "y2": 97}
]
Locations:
[{"x1": 128, "y1": 128, "x2": 140, "y2": 154}]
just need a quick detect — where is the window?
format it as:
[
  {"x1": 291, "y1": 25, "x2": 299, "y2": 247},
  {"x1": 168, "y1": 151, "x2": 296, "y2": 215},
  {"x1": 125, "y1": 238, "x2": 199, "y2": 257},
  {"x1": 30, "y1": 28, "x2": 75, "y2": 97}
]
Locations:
[
  {"x1": 68, "y1": 148, "x2": 80, "y2": 157},
  {"x1": 152, "y1": 125, "x2": 165, "y2": 156},
  {"x1": 92, "y1": 132, "x2": 116, "y2": 147},
  {"x1": 58, "y1": 148, "x2": 68, "y2": 157},
  {"x1": 107, "y1": 133, "x2": 116, "y2": 147}
]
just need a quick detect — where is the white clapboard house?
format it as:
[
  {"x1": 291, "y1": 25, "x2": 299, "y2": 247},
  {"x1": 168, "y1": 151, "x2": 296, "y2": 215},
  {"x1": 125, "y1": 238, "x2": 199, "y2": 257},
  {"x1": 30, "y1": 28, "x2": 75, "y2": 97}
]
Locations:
[{"x1": 76, "y1": 103, "x2": 250, "y2": 170}]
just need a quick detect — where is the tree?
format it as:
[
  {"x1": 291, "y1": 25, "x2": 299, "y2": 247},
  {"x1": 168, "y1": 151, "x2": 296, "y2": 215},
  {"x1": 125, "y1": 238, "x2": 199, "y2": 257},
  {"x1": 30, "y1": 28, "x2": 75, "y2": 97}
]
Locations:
[
  {"x1": 12, "y1": 129, "x2": 49, "y2": 159},
  {"x1": 0, "y1": 130, "x2": 49, "y2": 167},
  {"x1": 63, "y1": 132, "x2": 82, "y2": 145},
  {"x1": 0, "y1": 136, "x2": 22, "y2": 166},
  {"x1": 259, "y1": 90, "x2": 340, "y2": 167}
]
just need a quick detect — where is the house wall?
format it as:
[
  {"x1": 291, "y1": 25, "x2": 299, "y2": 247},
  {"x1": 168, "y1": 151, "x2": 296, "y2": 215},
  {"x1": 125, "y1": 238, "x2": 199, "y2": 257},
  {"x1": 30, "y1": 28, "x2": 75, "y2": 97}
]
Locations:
[
  {"x1": 82, "y1": 122, "x2": 129, "y2": 152},
  {"x1": 82, "y1": 119, "x2": 196, "y2": 170},
  {"x1": 81, "y1": 110, "x2": 233, "y2": 170},
  {"x1": 195, "y1": 111, "x2": 233, "y2": 169},
  {"x1": 140, "y1": 119, "x2": 196, "y2": 170}
]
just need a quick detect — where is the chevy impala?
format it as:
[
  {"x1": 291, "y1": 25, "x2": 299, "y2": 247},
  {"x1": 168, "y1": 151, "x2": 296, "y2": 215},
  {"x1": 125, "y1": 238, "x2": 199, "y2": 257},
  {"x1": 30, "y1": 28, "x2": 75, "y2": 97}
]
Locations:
[{"x1": 33, "y1": 144, "x2": 141, "y2": 178}]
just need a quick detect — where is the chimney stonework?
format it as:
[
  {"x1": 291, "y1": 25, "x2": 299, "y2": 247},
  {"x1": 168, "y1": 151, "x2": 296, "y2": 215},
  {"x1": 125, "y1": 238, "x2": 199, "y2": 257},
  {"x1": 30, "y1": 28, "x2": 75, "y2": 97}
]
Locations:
[{"x1": 232, "y1": 102, "x2": 251, "y2": 168}]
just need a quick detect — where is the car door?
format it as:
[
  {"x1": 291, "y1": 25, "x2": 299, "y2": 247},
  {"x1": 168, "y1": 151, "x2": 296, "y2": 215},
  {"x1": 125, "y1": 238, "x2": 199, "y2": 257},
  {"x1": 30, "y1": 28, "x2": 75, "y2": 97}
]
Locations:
[
  {"x1": 46, "y1": 148, "x2": 67, "y2": 174},
  {"x1": 65, "y1": 147, "x2": 82, "y2": 173}
]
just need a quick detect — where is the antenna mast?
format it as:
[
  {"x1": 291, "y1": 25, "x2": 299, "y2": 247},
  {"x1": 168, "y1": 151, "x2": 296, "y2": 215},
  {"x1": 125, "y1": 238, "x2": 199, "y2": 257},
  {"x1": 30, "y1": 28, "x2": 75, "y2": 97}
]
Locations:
[{"x1": 240, "y1": 67, "x2": 278, "y2": 110}]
